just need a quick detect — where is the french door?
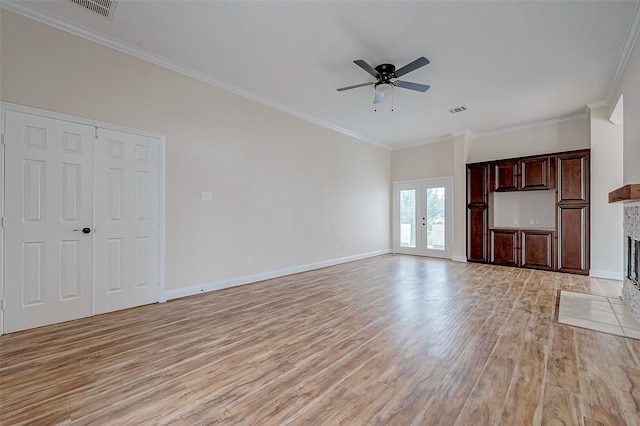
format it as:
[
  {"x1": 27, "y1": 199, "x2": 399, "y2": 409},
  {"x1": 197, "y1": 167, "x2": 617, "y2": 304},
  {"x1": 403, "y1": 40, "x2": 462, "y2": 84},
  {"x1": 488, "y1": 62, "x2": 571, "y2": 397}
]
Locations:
[
  {"x1": 394, "y1": 178, "x2": 452, "y2": 258},
  {"x1": 3, "y1": 108, "x2": 162, "y2": 333}
]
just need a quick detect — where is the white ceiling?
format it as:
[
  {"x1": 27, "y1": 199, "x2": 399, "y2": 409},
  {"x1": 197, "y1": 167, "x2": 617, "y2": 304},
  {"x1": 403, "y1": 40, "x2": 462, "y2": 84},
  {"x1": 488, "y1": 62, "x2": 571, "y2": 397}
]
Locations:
[{"x1": 4, "y1": 0, "x2": 640, "y2": 149}]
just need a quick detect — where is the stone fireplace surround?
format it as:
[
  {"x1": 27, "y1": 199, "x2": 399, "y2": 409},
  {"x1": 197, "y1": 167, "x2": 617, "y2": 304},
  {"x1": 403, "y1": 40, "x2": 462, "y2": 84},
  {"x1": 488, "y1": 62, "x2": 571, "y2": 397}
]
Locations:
[
  {"x1": 622, "y1": 203, "x2": 640, "y2": 321},
  {"x1": 610, "y1": 184, "x2": 640, "y2": 321}
]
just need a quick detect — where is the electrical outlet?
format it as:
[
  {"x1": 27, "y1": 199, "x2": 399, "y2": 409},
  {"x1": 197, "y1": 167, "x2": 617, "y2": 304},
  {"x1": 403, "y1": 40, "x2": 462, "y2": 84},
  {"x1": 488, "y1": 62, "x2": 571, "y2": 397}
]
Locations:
[
  {"x1": 246, "y1": 256, "x2": 252, "y2": 265},
  {"x1": 512, "y1": 218, "x2": 518, "y2": 225},
  {"x1": 201, "y1": 192, "x2": 213, "y2": 202},
  {"x1": 530, "y1": 219, "x2": 535, "y2": 225}
]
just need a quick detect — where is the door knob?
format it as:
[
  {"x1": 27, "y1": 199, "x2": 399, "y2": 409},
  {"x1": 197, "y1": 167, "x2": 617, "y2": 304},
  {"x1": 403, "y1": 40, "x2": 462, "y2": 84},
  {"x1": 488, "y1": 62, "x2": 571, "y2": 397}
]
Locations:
[{"x1": 73, "y1": 227, "x2": 92, "y2": 234}]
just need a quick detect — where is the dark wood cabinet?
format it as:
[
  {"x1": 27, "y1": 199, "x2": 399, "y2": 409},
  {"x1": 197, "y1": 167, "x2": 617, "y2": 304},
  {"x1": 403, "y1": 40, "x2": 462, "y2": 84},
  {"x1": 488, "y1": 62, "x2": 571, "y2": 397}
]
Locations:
[
  {"x1": 467, "y1": 163, "x2": 489, "y2": 262},
  {"x1": 467, "y1": 149, "x2": 589, "y2": 275},
  {"x1": 556, "y1": 205, "x2": 589, "y2": 274},
  {"x1": 555, "y1": 149, "x2": 589, "y2": 275},
  {"x1": 492, "y1": 161, "x2": 519, "y2": 192},
  {"x1": 468, "y1": 207, "x2": 488, "y2": 262},
  {"x1": 521, "y1": 157, "x2": 553, "y2": 190},
  {"x1": 557, "y1": 151, "x2": 589, "y2": 203},
  {"x1": 521, "y1": 229, "x2": 554, "y2": 270},
  {"x1": 468, "y1": 163, "x2": 489, "y2": 204},
  {"x1": 490, "y1": 229, "x2": 519, "y2": 266},
  {"x1": 489, "y1": 228, "x2": 555, "y2": 270},
  {"x1": 491, "y1": 156, "x2": 554, "y2": 192}
]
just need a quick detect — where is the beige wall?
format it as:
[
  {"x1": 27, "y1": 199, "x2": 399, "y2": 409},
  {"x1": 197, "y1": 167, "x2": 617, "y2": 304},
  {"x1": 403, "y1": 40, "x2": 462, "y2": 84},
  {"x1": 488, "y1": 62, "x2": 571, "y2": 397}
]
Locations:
[
  {"x1": 390, "y1": 138, "x2": 469, "y2": 260},
  {"x1": 0, "y1": 11, "x2": 391, "y2": 292},
  {"x1": 467, "y1": 118, "x2": 590, "y2": 163},
  {"x1": 390, "y1": 139, "x2": 454, "y2": 182}
]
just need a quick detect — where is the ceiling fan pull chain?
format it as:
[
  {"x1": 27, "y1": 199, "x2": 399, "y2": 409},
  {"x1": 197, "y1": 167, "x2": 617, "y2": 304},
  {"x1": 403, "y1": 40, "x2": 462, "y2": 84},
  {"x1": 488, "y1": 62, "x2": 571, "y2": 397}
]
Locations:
[
  {"x1": 391, "y1": 86, "x2": 394, "y2": 112},
  {"x1": 374, "y1": 86, "x2": 377, "y2": 112}
]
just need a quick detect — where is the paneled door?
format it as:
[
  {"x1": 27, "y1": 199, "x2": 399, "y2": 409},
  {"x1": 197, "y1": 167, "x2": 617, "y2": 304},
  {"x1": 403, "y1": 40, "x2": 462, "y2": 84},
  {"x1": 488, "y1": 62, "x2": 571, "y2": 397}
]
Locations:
[
  {"x1": 3, "y1": 108, "x2": 162, "y2": 333},
  {"x1": 93, "y1": 130, "x2": 161, "y2": 314},
  {"x1": 394, "y1": 178, "x2": 453, "y2": 258},
  {"x1": 4, "y1": 111, "x2": 94, "y2": 332}
]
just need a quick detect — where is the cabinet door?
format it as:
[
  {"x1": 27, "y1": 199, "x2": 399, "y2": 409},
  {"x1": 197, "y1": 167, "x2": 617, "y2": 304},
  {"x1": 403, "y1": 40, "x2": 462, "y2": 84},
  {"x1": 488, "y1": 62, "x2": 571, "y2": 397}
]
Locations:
[
  {"x1": 467, "y1": 163, "x2": 489, "y2": 204},
  {"x1": 521, "y1": 157, "x2": 553, "y2": 190},
  {"x1": 467, "y1": 206, "x2": 488, "y2": 262},
  {"x1": 490, "y1": 229, "x2": 519, "y2": 266},
  {"x1": 521, "y1": 230, "x2": 554, "y2": 270},
  {"x1": 557, "y1": 205, "x2": 589, "y2": 274},
  {"x1": 557, "y1": 151, "x2": 589, "y2": 203},
  {"x1": 492, "y1": 161, "x2": 519, "y2": 192}
]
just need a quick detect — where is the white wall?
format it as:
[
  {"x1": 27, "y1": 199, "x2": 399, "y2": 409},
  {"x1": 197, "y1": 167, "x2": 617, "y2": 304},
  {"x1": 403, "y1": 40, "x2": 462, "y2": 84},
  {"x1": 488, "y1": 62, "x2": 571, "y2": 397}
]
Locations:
[
  {"x1": 613, "y1": 27, "x2": 640, "y2": 185},
  {"x1": 589, "y1": 105, "x2": 624, "y2": 279},
  {"x1": 0, "y1": 11, "x2": 391, "y2": 294},
  {"x1": 492, "y1": 190, "x2": 556, "y2": 229}
]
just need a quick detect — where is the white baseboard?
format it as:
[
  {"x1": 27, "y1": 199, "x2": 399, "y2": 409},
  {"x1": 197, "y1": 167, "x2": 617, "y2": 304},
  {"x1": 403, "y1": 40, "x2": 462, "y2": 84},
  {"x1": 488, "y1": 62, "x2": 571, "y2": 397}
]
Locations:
[
  {"x1": 590, "y1": 269, "x2": 623, "y2": 281},
  {"x1": 451, "y1": 255, "x2": 467, "y2": 262},
  {"x1": 165, "y1": 249, "x2": 392, "y2": 300}
]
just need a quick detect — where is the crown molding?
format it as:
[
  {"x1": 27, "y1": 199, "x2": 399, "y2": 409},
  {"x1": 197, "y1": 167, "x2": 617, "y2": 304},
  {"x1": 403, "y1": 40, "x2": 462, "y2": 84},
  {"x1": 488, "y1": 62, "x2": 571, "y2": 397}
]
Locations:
[
  {"x1": 449, "y1": 129, "x2": 475, "y2": 139},
  {"x1": 585, "y1": 100, "x2": 609, "y2": 111},
  {"x1": 391, "y1": 113, "x2": 588, "y2": 150},
  {"x1": 391, "y1": 134, "x2": 453, "y2": 151},
  {"x1": 472, "y1": 113, "x2": 588, "y2": 139},
  {"x1": 606, "y1": 0, "x2": 640, "y2": 104},
  {"x1": 0, "y1": 2, "x2": 391, "y2": 151}
]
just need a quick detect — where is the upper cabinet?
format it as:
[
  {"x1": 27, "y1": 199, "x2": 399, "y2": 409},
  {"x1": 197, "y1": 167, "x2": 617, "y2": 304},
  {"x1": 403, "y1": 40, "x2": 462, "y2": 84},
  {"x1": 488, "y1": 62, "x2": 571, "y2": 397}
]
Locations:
[
  {"x1": 521, "y1": 157, "x2": 554, "y2": 190},
  {"x1": 491, "y1": 156, "x2": 554, "y2": 192},
  {"x1": 492, "y1": 161, "x2": 519, "y2": 192},
  {"x1": 556, "y1": 150, "x2": 589, "y2": 203},
  {"x1": 467, "y1": 163, "x2": 490, "y2": 205}
]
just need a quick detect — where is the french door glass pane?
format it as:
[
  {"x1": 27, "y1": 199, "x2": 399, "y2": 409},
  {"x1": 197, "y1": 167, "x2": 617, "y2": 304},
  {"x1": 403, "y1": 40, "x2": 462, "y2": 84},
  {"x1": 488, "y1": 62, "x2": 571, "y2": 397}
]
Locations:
[
  {"x1": 399, "y1": 189, "x2": 416, "y2": 248},
  {"x1": 426, "y1": 187, "x2": 445, "y2": 250}
]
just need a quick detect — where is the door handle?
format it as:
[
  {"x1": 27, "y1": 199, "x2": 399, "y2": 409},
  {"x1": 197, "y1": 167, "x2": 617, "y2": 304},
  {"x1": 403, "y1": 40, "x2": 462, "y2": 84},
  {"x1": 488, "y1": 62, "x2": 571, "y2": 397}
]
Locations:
[{"x1": 73, "y1": 227, "x2": 92, "y2": 234}]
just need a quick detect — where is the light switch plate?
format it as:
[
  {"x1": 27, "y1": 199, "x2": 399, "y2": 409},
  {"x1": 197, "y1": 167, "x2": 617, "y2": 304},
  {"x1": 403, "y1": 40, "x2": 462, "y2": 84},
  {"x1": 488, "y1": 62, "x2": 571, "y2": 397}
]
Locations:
[{"x1": 201, "y1": 192, "x2": 213, "y2": 202}]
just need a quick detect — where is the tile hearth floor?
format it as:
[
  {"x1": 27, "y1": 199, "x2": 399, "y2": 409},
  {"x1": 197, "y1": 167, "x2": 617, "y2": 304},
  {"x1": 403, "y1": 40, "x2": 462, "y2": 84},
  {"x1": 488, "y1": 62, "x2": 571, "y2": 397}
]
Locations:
[{"x1": 558, "y1": 290, "x2": 640, "y2": 339}]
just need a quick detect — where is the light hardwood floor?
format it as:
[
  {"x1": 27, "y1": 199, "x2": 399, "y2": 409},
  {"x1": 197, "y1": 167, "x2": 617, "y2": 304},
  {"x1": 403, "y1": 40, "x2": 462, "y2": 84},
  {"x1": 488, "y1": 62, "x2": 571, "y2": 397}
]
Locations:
[{"x1": 1, "y1": 255, "x2": 639, "y2": 425}]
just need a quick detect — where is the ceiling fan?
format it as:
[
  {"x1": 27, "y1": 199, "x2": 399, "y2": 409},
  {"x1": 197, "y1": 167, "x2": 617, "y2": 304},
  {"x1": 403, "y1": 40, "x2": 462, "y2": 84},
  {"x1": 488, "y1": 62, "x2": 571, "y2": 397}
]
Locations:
[{"x1": 337, "y1": 57, "x2": 431, "y2": 104}]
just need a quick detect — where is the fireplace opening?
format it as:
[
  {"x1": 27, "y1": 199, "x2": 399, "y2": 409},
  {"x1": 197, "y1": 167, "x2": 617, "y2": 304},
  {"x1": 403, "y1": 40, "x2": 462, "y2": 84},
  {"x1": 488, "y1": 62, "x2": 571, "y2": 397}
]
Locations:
[{"x1": 628, "y1": 237, "x2": 639, "y2": 285}]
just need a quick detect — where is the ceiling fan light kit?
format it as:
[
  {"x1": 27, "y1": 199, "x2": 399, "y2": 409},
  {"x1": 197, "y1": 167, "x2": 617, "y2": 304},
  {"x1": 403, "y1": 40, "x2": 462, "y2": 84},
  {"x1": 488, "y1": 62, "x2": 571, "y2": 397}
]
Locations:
[{"x1": 337, "y1": 56, "x2": 431, "y2": 110}]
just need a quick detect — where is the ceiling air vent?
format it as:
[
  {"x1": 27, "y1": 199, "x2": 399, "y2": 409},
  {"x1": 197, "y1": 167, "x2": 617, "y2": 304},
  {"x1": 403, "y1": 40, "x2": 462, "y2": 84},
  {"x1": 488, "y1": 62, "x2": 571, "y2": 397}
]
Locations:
[
  {"x1": 448, "y1": 105, "x2": 468, "y2": 114},
  {"x1": 69, "y1": 0, "x2": 117, "y2": 20}
]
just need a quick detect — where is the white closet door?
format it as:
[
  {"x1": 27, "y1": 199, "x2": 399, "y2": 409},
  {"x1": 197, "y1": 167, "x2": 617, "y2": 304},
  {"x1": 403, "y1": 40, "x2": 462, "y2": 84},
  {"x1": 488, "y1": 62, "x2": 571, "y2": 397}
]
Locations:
[
  {"x1": 4, "y1": 111, "x2": 94, "y2": 333},
  {"x1": 93, "y1": 129, "x2": 161, "y2": 314}
]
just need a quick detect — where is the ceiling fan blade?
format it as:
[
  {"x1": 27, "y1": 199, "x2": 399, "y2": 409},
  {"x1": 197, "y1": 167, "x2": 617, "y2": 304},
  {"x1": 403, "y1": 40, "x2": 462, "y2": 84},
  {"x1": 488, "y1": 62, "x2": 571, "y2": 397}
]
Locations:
[
  {"x1": 373, "y1": 91, "x2": 385, "y2": 104},
  {"x1": 394, "y1": 57, "x2": 430, "y2": 78},
  {"x1": 354, "y1": 59, "x2": 379, "y2": 78},
  {"x1": 394, "y1": 80, "x2": 430, "y2": 92},
  {"x1": 337, "y1": 81, "x2": 374, "y2": 92}
]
